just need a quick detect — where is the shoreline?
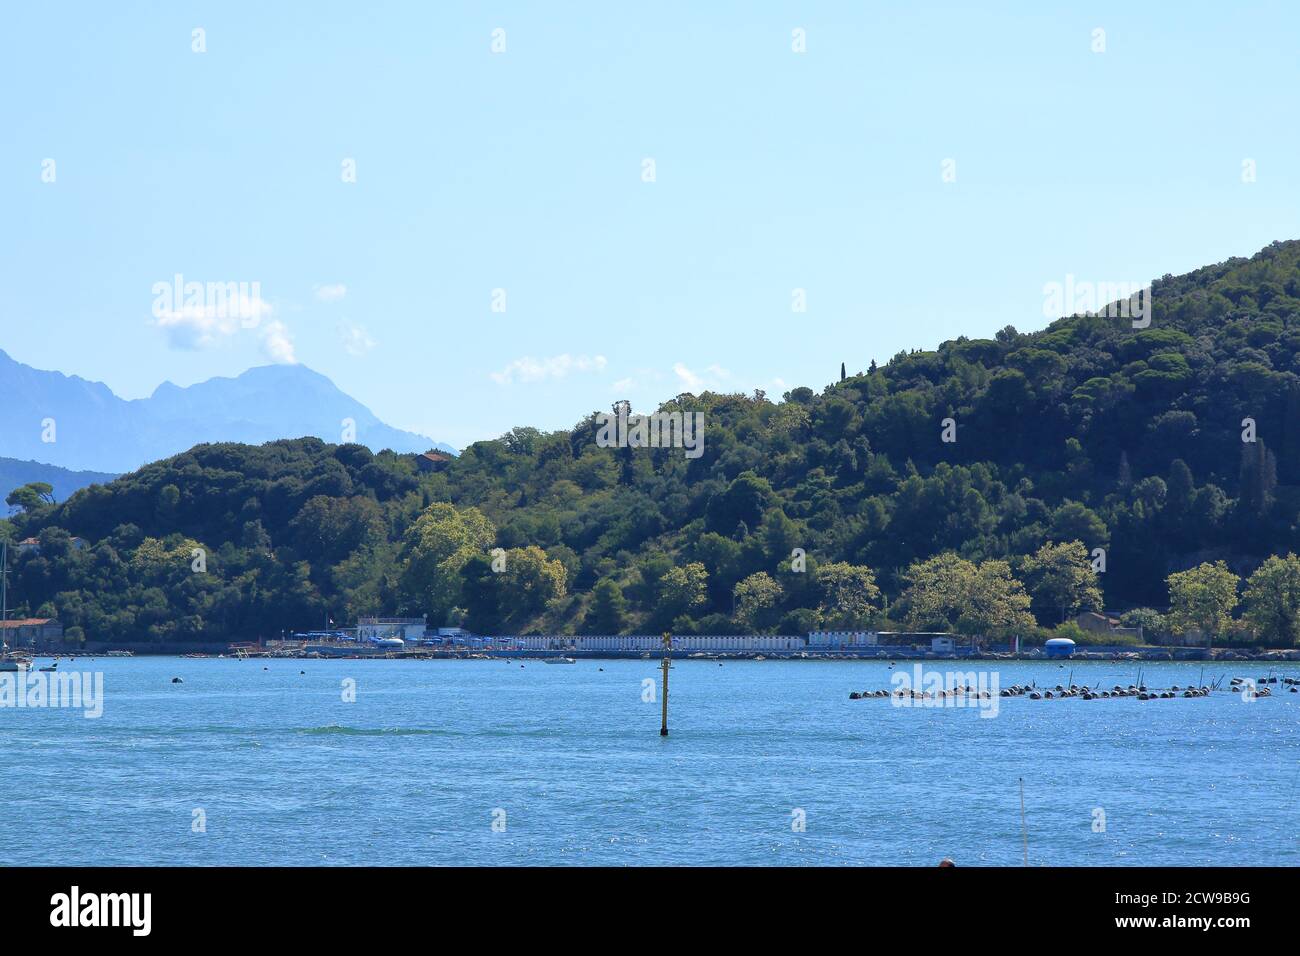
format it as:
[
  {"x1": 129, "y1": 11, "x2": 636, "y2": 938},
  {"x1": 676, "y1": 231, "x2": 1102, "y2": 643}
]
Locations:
[{"x1": 21, "y1": 646, "x2": 1300, "y2": 663}]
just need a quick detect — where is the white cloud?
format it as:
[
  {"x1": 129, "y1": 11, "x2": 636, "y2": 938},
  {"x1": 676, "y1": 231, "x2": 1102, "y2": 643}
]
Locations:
[
  {"x1": 314, "y1": 284, "x2": 347, "y2": 302},
  {"x1": 672, "y1": 362, "x2": 731, "y2": 392},
  {"x1": 153, "y1": 294, "x2": 294, "y2": 362},
  {"x1": 338, "y1": 320, "x2": 376, "y2": 357},
  {"x1": 153, "y1": 298, "x2": 274, "y2": 351},
  {"x1": 612, "y1": 377, "x2": 635, "y2": 392},
  {"x1": 260, "y1": 320, "x2": 298, "y2": 364},
  {"x1": 491, "y1": 353, "x2": 607, "y2": 385}
]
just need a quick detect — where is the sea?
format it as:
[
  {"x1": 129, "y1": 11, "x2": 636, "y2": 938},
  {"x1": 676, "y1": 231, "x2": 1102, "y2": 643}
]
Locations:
[{"x1": 1, "y1": 656, "x2": 1297, "y2": 866}]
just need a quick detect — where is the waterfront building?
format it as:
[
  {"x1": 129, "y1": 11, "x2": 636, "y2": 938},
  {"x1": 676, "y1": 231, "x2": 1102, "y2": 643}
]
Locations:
[
  {"x1": 807, "y1": 630, "x2": 878, "y2": 649},
  {"x1": 356, "y1": 617, "x2": 426, "y2": 643},
  {"x1": 0, "y1": 617, "x2": 64, "y2": 647},
  {"x1": 503, "y1": 634, "x2": 808, "y2": 653},
  {"x1": 470, "y1": 630, "x2": 964, "y2": 654}
]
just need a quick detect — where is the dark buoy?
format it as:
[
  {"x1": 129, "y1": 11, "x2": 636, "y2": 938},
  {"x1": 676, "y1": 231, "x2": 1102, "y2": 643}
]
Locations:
[{"x1": 171, "y1": 677, "x2": 183, "y2": 684}]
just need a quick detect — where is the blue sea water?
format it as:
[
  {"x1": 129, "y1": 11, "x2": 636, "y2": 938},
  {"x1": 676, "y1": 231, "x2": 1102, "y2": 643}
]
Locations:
[{"x1": 1, "y1": 656, "x2": 1297, "y2": 866}]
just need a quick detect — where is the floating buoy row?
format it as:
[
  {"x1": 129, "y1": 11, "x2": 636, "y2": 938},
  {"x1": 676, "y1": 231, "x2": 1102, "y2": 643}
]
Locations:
[
  {"x1": 849, "y1": 686, "x2": 993, "y2": 700},
  {"x1": 849, "y1": 679, "x2": 1296, "y2": 702},
  {"x1": 1255, "y1": 676, "x2": 1299, "y2": 691},
  {"x1": 1231, "y1": 677, "x2": 1276, "y2": 697}
]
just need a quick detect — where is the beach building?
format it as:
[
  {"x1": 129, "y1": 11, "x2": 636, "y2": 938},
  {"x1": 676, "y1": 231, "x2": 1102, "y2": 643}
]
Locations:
[
  {"x1": 504, "y1": 634, "x2": 807, "y2": 653},
  {"x1": 356, "y1": 617, "x2": 426, "y2": 643},
  {"x1": 807, "y1": 630, "x2": 878, "y2": 649},
  {"x1": 0, "y1": 617, "x2": 64, "y2": 647}
]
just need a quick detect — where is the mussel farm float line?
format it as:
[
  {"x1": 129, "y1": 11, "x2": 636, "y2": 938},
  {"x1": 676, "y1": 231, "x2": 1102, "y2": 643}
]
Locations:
[{"x1": 849, "y1": 676, "x2": 1300, "y2": 702}]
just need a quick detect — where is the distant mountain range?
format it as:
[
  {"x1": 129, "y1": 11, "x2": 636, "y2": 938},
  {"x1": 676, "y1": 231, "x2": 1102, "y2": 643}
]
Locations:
[
  {"x1": 0, "y1": 457, "x2": 118, "y2": 504},
  {"x1": 0, "y1": 349, "x2": 453, "y2": 476}
]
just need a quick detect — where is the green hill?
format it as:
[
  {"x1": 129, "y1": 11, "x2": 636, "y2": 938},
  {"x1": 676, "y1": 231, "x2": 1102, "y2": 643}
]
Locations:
[{"x1": 7, "y1": 240, "x2": 1300, "y2": 645}]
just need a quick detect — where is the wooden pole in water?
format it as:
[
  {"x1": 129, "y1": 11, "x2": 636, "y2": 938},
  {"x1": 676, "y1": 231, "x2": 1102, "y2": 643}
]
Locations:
[
  {"x1": 660, "y1": 632, "x2": 671, "y2": 736},
  {"x1": 1019, "y1": 777, "x2": 1029, "y2": 867}
]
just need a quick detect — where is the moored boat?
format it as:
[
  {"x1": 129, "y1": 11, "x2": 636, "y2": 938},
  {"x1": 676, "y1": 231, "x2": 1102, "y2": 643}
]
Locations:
[{"x1": 0, "y1": 651, "x2": 33, "y2": 672}]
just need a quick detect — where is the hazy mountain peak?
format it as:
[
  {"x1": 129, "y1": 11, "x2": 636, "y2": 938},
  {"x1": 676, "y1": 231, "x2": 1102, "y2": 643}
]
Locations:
[{"x1": 0, "y1": 353, "x2": 454, "y2": 473}]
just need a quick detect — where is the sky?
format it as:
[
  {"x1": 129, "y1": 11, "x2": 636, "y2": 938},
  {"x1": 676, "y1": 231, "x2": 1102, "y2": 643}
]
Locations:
[{"x1": 3, "y1": 1, "x2": 1299, "y2": 449}]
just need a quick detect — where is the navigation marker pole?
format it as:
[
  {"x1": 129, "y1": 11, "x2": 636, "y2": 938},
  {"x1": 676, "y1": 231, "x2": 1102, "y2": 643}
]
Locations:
[
  {"x1": 660, "y1": 632, "x2": 671, "y2": 736},
  {"x1": 1019, "y1": 777, "x2": 1029, "y2": 867}
]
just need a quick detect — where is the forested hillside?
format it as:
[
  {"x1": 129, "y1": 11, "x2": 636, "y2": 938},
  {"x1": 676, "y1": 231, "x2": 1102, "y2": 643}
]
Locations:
[{"x1": 7, "y1": 240, "x2": 1300, "y2": 645}]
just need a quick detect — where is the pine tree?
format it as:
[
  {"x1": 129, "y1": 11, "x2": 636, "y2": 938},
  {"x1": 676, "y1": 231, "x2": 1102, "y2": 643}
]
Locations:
[
  {"x1": 1239, "y1": 440, "x2": 1277, "y2": 517},
  {"x1": 588, "y1": 578, "x2": 627, "y2": 634},
  {"x1": 840, "y1": 362, "x2": 846, "y2": 382}
]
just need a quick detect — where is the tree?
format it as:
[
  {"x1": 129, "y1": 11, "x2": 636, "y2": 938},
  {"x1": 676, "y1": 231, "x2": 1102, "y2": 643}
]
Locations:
[
  {"x1": 902, "y1": 553, "x2": 1032, "y2": 639},
  {"x1": 289, "y1": 495, "x2": 384, "y2": 564},
  {"x1": 1167, "y1": 459, "x2": 1194, "y2": 512},
  {"x1": 6, "y1": 482, "x2": 55, "y2": 513},
  {"x1": 497, "y1": 545, "x2": 567, "y2": 616},
  {"x1": 1019, "y1": 540, "x2": 1102, "y2": 624},
  {"x1": 1119, "y1": 607, "x2": 1165, "y2": 641},
  {"x1": 1237, "y1": 440, "x2": 1278, "y2": 518},
  {"x1": 658, "y1": 562, "x2": 708, "y2": 619},
  {"x1": 588, "y1": 578, "x2": 627, "y2": 633},
  {"x1": 733, "y1": 572, "x2": 782, "y2": 631},
  {"x1": 815, "y1": 561, "x2": 882, "y2": 629},
  {"x1": 900, "y1": 553, "x2": 977, "y2": 631},
  {"x1": 706, "y1": 472, "x2": 773, "y2": 535},
  {"x1": 460, "y1": 555, "x2": 502, "y2": 632},
  {"x1": 956, "y1": 560, "x2": 1035, "y2": 639},
  {"x1": 399, "y1": 503, "x2": 496, "y2": 620},
  {"x1": 1166, "y1": 561, "x2": 1239, "y2": 643},
  {"x1": 1243, "y1": 553, "x2": 1300, "y2": 645},
  {"x1": 1049, "y1": 501, "x2": 1109, "y2": 548}
]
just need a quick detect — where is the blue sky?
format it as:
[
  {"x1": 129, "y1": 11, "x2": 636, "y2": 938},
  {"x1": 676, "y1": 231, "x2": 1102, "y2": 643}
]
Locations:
[{"x1": 3, "y1": 2, "x2": 1298, "y2": 449}]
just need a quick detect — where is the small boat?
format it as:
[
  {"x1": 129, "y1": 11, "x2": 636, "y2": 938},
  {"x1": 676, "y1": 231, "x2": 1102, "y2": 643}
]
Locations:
[
  {"x1": 38, "y1": 661, "x2": 57, "y2": 672},
  {"x1": 544, "y1": 656, "x2": 576, "y2": 664},
  {"x1": 0, "y1": 654, "x2": 32, "y2": 672}
]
